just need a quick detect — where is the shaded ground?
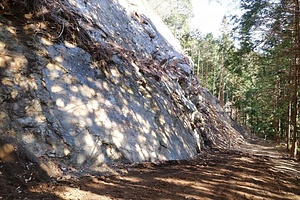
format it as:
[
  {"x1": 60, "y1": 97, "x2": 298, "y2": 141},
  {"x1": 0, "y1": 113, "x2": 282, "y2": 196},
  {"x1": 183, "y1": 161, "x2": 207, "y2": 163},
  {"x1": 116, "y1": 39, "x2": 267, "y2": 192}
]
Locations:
[{"x1": 1, "y1": 138, "x2": 299, "y2": 200}]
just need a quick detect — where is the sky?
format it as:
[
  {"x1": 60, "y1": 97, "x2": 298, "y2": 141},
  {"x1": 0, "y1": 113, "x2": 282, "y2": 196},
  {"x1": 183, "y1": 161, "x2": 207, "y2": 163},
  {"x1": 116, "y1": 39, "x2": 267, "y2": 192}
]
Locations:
[{"x1": 190, "y1": 0, "x2": 240, "y2": 37}]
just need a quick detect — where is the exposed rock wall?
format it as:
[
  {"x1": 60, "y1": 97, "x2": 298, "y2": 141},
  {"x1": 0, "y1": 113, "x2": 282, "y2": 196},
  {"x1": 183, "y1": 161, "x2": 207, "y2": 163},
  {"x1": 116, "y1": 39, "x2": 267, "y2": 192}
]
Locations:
[{"x1": 0, "y1": 0, "x2": 244, "y2": 173}]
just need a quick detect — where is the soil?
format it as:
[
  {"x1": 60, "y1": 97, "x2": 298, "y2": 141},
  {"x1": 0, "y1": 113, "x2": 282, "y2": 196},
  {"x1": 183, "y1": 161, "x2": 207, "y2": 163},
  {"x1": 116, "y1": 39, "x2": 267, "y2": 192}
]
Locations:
[{"x1": 0, "y1": 137, "x2": 299, "y2": 200}]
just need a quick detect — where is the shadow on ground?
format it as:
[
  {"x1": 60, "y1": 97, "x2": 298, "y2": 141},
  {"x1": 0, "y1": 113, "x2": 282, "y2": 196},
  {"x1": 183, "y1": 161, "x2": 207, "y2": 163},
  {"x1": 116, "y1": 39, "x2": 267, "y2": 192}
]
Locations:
[
  {"x1": 3, "y1": 140, "x2": 298, "y2": 200},
  {"x1": 0, "y1": 137, "x2": 62, "y2": 199}
]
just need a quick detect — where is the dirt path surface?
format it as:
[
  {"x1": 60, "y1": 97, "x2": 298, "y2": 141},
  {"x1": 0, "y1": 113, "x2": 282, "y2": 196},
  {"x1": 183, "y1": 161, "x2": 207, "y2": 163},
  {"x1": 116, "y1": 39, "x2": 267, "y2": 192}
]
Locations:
[{"x1": 1, "y1": 138, "x2": 299, "y2": 200}]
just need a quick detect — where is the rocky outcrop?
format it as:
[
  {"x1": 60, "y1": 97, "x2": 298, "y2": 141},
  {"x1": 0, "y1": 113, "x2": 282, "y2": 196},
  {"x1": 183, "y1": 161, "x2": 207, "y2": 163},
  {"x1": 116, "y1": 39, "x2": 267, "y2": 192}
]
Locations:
[{"x1": 0, "y1": 0, "x2": 244, "y2": 174}]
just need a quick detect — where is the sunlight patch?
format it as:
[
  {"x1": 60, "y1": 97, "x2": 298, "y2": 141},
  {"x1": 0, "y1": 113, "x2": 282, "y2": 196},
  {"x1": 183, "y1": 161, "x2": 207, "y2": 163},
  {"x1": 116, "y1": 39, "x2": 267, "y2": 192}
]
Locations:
[
  {"x1": 40, "y1": 37, "x2": 53, "y2": 46},
  {"x1": 119, "y1": 176, "x2": 143, "y2": 183},
  {"x1": 55, "y1": 98, "x2": 65, "y2": 107},
  {"x1": 54, "y1": 55, "x2": 63, "y2": 63},
  {"x1": 64, "y1": 40, "x2": 77, "y2": 48},
  {"x1": 112, "y1": 130, "x2": 124, "y2": 147},
  {"x1": 6, "y1": 26, "x2": 16, "y2": 35},
  {"x1": 0, "y1": 41, "x2": 5, "y2": 50},
  {"x1": 53, "y1": 186, "x2": 111, "y2": 200},
  {"x1": 84, "y1": 134, "x2": 95, "y2": 147}
]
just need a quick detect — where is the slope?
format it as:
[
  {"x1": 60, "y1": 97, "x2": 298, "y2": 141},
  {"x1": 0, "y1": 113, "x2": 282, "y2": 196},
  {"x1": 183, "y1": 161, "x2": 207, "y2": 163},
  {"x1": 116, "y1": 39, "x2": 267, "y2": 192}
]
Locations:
[{"x1": 0, "y1": 0, "x2": 244, "y2": 176}]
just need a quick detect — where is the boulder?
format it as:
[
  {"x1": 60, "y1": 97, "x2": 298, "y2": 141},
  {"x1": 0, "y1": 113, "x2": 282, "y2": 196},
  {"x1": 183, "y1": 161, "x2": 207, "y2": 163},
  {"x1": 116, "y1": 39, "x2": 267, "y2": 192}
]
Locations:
[{"x1": 0, "y1": 0, "x2": 244, "y2": 174}]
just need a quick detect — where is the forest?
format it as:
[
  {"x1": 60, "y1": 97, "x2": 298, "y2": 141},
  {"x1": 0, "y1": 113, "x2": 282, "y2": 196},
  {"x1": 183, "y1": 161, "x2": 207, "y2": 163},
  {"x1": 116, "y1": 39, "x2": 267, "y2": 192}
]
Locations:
[{"x1": 148, "y1": 0, "x2": 300, "y2": 159}]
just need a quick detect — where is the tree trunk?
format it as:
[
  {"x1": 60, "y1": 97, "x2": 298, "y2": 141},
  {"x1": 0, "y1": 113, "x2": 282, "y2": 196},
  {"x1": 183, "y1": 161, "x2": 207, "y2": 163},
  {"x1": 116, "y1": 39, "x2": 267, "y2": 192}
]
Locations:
[
  {"x1": 235, "y1": 106, "x2": 239, "y2": 122},
  {"x1": 230, "y1": 94, "x2": 234, "y2": 118},
  {"x1": 286, "y1": 63, "x2": 293, "y2": 151},
  {"x1": 290, "y1": 0, "x2": 299, "y2": 158},
  {"x1": 212, "y1": 65, "x2": 216, "y2": 95},
  {"x1": 219, "y1": 57, "x2": 225, "y2": 107},
  {"x1": 273, "y1": 79, "x2": 280, "y2": 142},
  {"x1": 201, "y1": 62, "x2": 204, "y2": 83},
  {"x1": 287, "y1": 94, "x2": 292, "y2": 152},
  {"x1": 197, "y1": 50, "x2": 200, "y2": 76},
  {"x1": 205, "y1": 63, "x2": 209, "y2": 88}
]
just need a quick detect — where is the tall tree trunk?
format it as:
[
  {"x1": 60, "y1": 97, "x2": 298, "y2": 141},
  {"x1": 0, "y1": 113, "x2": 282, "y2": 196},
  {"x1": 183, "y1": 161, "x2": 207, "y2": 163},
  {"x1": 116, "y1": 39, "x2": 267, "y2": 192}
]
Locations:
[
  {"x1": 285, "y1": 61, "x2": 294, "y2": 151},
  {"x1": 219, "y1": 57, "x2": 225, "y2": 107},
  {"x1": 235, "y1": 106, "x2": 239, "y2": 122},
  {"x1": 201, "y1": 61, "x2": 204, "y2": 85},
  {"x1": 286, "y1": 98, "x2": 292, "y2": 152},
  {"x1": 230, "y1": 94, "x2": 234, "y2": 118},
  {"x1": 212, "y1": 65, "x2": 216, "y2": 95},
  {"x1": 205, "y1": 63, "x2": 209, "y2": 88},
  {"x1": 290, "y1": 66, "x2": 299, "y2": 158},
  {"x1": 290, "y1": 0, "x2": 299, "y2": 158},
  {"x1": 197, "y1": 50, "x2": 200, "y2": 76},
  {"x1": 230, "y1": 76, "x2": 237, "y2": 119},
  {"x1": 273, "y1": 79, "x2": 280, "y2": 141}
]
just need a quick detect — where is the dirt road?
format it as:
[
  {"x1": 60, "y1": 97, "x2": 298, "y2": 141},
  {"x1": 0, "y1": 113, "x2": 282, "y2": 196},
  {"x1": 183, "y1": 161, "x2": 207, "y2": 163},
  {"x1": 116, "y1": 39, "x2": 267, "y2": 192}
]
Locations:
[{"x1": 1, "y1": 139, "x2": 299, "y2": 200}]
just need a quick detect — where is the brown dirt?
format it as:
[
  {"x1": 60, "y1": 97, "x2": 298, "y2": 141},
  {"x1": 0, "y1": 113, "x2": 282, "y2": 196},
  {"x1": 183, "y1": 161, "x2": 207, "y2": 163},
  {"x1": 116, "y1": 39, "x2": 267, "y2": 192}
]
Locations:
[{"x1": 0, "y1": 138, "x2": 299, "y2": 200}]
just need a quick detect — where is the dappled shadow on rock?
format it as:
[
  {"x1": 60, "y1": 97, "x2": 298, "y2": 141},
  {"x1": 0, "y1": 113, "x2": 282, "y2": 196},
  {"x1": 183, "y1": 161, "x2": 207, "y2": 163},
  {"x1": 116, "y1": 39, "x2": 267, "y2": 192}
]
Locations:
[
  {"x1": 0, "y1": 0, "x2": 199, "y2": 171},
  {"x1": 0, "y1": 0, "x2": 250, "y2": 179}
]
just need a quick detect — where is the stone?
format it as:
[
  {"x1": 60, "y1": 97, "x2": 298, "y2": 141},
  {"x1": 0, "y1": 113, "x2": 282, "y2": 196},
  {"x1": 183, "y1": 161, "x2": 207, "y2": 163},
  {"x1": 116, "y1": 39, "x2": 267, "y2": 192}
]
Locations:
[
  {"x1": 0, "y1": 111, "x2": 10, "y2": 129},
  {"x1": 0, "y1": 0, "x2": 245, "y2": 174}
]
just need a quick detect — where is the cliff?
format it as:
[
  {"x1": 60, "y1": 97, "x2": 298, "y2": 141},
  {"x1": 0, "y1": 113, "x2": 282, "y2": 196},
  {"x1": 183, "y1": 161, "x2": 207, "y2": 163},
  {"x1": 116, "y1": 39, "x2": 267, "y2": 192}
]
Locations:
[{"x1": 0, "y1": 0, "x2": 245, "y2": 175}]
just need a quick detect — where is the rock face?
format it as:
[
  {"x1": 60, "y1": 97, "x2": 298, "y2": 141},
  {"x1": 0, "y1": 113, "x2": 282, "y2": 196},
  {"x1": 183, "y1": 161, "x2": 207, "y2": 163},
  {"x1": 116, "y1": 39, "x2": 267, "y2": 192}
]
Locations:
[{"x1": 0, "y1": 0, "x2": 244, "y2": 173}]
